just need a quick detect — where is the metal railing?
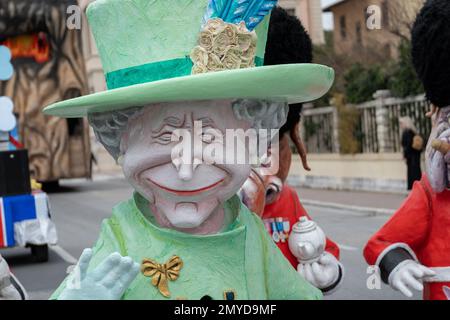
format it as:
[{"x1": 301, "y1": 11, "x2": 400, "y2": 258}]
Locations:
[{"x1": 301, "y1": 92, "x2": 431, "y2": 154}]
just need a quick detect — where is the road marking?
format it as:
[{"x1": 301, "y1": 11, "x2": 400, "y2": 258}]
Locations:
[
  {"x1": 337, "y1": 243, "x2": 359, "y2": 251},
  {"x1": 49, "y1": 245, "x2": 78, "y2": 265},
  {"x1": 302, "y1": 200, "x2": 394, "y2": 217}
]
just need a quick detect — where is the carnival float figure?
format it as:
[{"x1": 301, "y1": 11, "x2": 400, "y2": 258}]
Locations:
[
  {"x1": 44, "y1": 0, "x2": 334, "y2": 300},
  {"x1": 240, "y1": 7, "x2": 343, "y2": 294},
  {"x1": 364, "y1": 0, "x2": 450, "y2": 300},
  {"x1": 0, "y1": 45, "x2": 57, "y2": 262},
  {"x1": 0, "y1": 0, "x2": 91, "y2": 184}
]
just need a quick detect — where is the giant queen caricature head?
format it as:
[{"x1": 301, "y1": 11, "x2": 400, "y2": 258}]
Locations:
[
  {"x1": 89, "y1": 99, "x2": 288, "y2": 233},
  {"x1": 43, "y1": 0, "x2": 334, "y2": 233}
]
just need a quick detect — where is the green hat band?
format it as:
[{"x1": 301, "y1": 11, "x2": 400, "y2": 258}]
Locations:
[{"x1": 105, "y1": 56, "x2": 264, "y2": 90}]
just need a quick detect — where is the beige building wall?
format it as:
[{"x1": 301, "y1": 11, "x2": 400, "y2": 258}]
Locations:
[
  {"x1": 325, "y1": 0, "x2": 425, "y2": 59},
  {"x1": 289, "y1": 153, "x2": 410, "y2": 193},
  {"x1": 279, "y1": 0, "x2": 325, "y2": 44},
  {"x1": 79, "y1": 0, "x2": 121, "y2": 174}
]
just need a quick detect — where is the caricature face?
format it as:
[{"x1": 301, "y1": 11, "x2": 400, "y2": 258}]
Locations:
[
  {"x1": 239, "y1": 133, "x2": 289, "y2": 216},
  {"x1": 120, "y1": 100, "x2": 253, "y2": 230}
]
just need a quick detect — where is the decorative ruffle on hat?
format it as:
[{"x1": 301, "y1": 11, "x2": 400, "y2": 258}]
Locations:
[{"x1": 44, "y1": 0, "x2": 334, "y2": 118}]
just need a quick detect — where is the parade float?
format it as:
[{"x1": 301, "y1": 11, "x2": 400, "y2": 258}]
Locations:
[
  {"x1": 42, "y1": 0, "x2": 335, "y2": 300},
  {"x1": 0, "y1": 44, "x2": 57, "y2": 262},
  {"x1": 0, "y1": 0, "x2": 91, "y2": 186},
  {"x1": 240, "y1": 7, "x2": 343, "y2": 294},
  {"x1": 364, "y1": 0, "x2": 450, "y2": 300}
]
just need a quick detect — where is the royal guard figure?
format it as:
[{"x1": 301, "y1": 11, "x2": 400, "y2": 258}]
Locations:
[
  {"x1": 240, "y1": 7, "x2": 343, "y2": 294},
  {"x1": 364, "y1": 0, "x2": 450, "y2": 300}
]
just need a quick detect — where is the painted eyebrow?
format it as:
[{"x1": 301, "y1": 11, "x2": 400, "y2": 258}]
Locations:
[
  {"x1": 196, "y1": 117, "x2": 216, "y2": 127},
  {"x1": 153, "y1": 116, "x2": 185, "y2": 133}
]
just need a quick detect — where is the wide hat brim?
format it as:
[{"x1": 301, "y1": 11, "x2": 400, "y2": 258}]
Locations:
[{"x1": 43, "y1": 64, "x2": 334, "y2": 118}]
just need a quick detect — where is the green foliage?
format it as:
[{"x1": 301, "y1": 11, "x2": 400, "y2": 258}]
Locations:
[
  {"x1": 333, "y1": 94, "x2": 362, "y2": 154},
  {"x1": 387, "y1": 40, "x2": 423, "y2": 98},
  {"x1": 344, "y1": 64, "x2": 388, "y2": 104}
]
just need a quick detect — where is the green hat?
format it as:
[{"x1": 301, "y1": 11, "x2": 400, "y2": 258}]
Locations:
[{"x1": 43, "y1": 0, "x2": 334, "y2": 118}]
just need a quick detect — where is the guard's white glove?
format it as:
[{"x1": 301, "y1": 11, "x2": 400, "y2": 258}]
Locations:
[
  {"x1": 0, "y1": 255, "x2": 22, "y2": 300},
  {"x1": 59, "y1": 249, "x2": 140, "y2": 300},
  {"x1": 297, "y1": 252, "x2": 341, "y2": 290},
  {"x1": 388, "y1": 260, "x2": 436, "y2": 298}
]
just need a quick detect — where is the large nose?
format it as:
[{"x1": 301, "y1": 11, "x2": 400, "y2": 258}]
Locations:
[
  {"x1": 174, "y1": 143, "x2": 201, "y2": 182},
  {"x1": 178, "y1": 163, "x2": 194, "y2": 181}
]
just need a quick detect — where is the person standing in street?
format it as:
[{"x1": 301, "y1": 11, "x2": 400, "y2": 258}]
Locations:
[{"x1": 400, "y1": 116, "x2": 423, "y2": 190}]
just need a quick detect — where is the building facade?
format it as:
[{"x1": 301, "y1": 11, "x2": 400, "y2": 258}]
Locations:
[
  {"x1": 279, "y1": 0, "x2": 325, "y2": 44},
  {"x1": 324, "y1": 0, "x2": 425, "y2": 59}
]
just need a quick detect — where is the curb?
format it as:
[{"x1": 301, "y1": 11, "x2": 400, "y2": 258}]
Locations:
[{"x1": 301, "y1": 199, "x2": 395, "y2": 217}]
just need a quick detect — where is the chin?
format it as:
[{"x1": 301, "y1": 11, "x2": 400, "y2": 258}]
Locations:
[{"x1": 167, "y1": 215, "x2": 208, "y2": 229}]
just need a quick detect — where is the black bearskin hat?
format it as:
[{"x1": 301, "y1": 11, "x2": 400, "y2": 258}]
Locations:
[
  {"x1": 412, "y1": 0, "x2": 450, "y2": 108},
  {"x1": 264, "y1": 6, "x2": 313, "y2": 135}
]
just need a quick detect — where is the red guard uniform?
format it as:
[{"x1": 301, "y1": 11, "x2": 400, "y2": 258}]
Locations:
[
  {"x1": 364, "y1": 175, "x2": 450, "y2": 300},
  {"x1": 262, "y1": 184, "x2": 340, "y2": 267}
]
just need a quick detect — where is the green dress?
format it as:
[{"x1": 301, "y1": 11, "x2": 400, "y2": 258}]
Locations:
[{"x1": 51, "y1": 193, "x2": 322, "y2": 300}]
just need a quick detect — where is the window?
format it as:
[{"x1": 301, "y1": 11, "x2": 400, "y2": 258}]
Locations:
[
  {"x1": 340, "y1": 15, "x2": 347, "y2": 40},
  {"x1": 356, "y1": 21, "x2": 362, "y2": 44}
]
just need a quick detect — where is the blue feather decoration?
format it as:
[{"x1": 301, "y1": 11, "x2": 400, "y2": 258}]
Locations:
[{"x1": 203, "y1": 0, "x2": 278, "y2": 30}]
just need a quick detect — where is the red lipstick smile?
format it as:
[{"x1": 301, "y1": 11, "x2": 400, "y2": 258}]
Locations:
[{"x1": 147, "y1": 178, "x2": 225, "y2": 196}]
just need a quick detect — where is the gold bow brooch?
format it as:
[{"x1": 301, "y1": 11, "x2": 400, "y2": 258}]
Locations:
[{"x1": 141, "y1": 256, "x2": 183, "y2": 298}]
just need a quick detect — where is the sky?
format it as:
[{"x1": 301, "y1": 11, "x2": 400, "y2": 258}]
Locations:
[{"x1": 321, "y1": 0, "x2": 336, "y2": 30}]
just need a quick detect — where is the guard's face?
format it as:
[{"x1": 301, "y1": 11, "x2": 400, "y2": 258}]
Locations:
[{"x1": 121, "y1": 100, "x2": 252, "y2": 230}]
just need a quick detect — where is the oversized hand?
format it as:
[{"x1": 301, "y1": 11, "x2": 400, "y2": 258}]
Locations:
[
  {"x1": 0, "y1": 255, "x2": 21, "y2": 300},
  {"x1": 297, "y1": 252, "x2": 340, "y2": 290},
  {"x1": 428, "y1": 125, "x2": 450, "y2": 192},
  {"x1": 389, "y1": 260, "x2": 436, "y2": 298},
  {"x1": 59, "y1": 249, "x2": 140, "y2": 300}
]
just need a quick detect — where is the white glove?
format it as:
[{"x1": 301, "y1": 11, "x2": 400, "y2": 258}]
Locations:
[
  {"x1": 297, "y1": 252, "x2": 341, "y2": 290},
  {"x1": 0, "y1": 255, "x2": 22, "y2": 300},
  {"x1": 59, "y1": 249, "x2": 140, "y2": 300},
  {"x1": 388, "y1": 260, "x2": 436, "y2": 298}
]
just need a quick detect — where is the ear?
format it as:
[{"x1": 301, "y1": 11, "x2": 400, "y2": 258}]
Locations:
[
  {"x1": 290, "y1": 122, "x2": 311, "y2": 171},
  {"x1": 119, "y1": 130, "x2": 130, "y2": 157}
]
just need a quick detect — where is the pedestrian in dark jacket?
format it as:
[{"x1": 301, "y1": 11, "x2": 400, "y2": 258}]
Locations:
[{"x1": 400, "y1": 116, "x2": 422, "y2": 190}]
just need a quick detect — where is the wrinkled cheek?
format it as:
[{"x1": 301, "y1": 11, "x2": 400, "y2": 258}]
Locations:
[{"x1": 122, "y1": 154, "x2": 156, "y2": 204}]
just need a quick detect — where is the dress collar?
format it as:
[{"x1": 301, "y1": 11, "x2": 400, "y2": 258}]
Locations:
[{"x1": 131, "y1": 192, "x2": 245, "y2": 240}]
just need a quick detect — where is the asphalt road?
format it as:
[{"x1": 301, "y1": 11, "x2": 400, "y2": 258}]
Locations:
[{"x1": 0, "y1": 178, "x2": 419, "y2": 300}]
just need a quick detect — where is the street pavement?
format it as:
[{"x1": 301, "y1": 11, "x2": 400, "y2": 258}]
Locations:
[{"x1": 0, "y1": 177, "x2": 419, "y2": 300}]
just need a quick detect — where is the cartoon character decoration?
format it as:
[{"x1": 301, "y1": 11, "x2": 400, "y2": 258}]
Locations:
[
  {"x1": 364, "y1": 0, "x2": 450, "y2": 300},
  {"x1": 44, "y1": 0, "x2": 334, "y2": 300},
  {"x1": 0, "y1": 46, "x2": 17, "y2": 151},
  {"x1": 0, "y1": 254, "x2": 27, "y2": 300},
  {"x1": 0, "y1": 0, "x2": 91, "y2": 182},
  {"x1": 240, "y1": 7, "x2": 343, "y2": 294},
  {"x1": 0, "y1": 96, "x2": 16, "y2": 151}
]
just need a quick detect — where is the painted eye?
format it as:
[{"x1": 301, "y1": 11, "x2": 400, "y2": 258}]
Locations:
[
  {"x1": 154, "y1": 132, "x2": 173, "y2": 144},
  {"x1": 201, "y1": 133, "x2": 215, "y2": 144}
]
